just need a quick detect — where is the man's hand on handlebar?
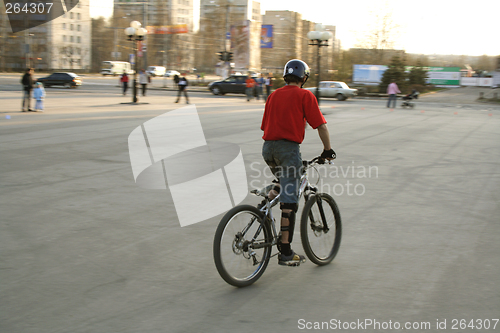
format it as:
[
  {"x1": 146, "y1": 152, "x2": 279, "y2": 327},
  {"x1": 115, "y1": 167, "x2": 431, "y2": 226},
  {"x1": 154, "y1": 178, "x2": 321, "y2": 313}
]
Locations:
[{"x1": 320, "y1": 149, "x2": 336, "y2": 162}]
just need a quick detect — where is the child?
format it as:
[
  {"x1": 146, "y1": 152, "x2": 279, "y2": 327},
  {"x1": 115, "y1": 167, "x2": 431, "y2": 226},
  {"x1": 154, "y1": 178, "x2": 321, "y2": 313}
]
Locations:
[{"x1": 32, "y1": 82, "x2": 45, "y2": 112}]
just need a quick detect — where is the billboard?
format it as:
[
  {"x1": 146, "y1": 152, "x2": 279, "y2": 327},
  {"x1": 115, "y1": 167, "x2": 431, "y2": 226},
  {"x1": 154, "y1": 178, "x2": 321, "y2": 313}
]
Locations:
[
  {"x1": 354, "y1": 65, "x2": 461, "y2": 86},
  {"x1": 261, "y1": 25, "x2": 273, "y2": 48},
  {"x1": 426, "y1": 67, "x2": 460, "y2": 86},
  {"x1": 230, "y1": 21, "x2": 250, "y2": 69},
  {"x1": 353, "y1": 65, "x2": 388, "y2": 85}
]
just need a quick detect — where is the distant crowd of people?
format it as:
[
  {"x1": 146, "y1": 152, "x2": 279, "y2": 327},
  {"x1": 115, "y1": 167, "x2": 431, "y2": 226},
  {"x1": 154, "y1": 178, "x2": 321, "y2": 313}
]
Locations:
[
  {"x1": 245, "y1": 73, "x2": 273, "y2": 102},
  {"x1": 19, "y1": 68, "x2": 277, "y2": 113}
]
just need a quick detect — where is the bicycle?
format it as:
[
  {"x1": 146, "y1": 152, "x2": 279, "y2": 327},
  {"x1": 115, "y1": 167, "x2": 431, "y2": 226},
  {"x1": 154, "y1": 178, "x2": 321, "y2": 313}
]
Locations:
[{"x1": 213, "y1": 156, "x2": 342, "y2": 287}]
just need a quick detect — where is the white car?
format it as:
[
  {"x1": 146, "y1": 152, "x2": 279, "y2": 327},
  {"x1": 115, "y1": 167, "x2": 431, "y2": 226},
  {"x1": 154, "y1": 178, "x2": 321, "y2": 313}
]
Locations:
[
  {"x1": 164, "y1": 70, "x2": 181, "y2": 77},
  {"x1": 305, "y1": 81, "x2": 358, "y2": 101},
  {"x1": 146, "y1": 66, "x2": 166, "y2": 77}
]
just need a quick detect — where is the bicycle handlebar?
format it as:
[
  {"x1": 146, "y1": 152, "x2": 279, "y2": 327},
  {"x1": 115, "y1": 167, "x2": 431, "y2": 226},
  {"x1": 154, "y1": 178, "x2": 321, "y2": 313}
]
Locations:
[{"x1": 303, "y1": 156, "x2": 335, "y2": 167}]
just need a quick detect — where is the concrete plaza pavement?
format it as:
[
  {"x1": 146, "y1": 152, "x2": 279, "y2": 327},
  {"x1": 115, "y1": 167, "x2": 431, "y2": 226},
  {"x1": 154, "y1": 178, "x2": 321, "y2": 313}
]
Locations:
[{"x1": 1, "y1": 84, "x2": 500, "y2": 332}]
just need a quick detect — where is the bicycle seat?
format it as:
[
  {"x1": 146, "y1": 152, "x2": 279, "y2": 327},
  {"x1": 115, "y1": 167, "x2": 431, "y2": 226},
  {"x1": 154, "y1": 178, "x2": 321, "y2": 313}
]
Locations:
[{"x1": 251, "y1": 184, "x2": 274, "y2": 197}]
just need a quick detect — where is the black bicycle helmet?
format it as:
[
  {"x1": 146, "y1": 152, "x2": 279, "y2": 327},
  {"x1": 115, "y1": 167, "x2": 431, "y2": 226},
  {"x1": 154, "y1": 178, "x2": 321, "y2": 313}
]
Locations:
[{"x1": 283, "y1": 59, "x2": 310, "y2": 87}]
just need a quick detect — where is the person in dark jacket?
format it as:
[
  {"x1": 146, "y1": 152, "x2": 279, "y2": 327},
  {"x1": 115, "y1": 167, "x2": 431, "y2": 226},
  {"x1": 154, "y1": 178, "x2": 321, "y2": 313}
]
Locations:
[
  {"x1": 174, "y1": 74, "x2": 189, "y2": 104},
  {"x1": 21, "y1": 68, "x2": 34, "y2": 112},
  {"x1": 173, "y1": 74, "x2": 180, "y2": 89}
]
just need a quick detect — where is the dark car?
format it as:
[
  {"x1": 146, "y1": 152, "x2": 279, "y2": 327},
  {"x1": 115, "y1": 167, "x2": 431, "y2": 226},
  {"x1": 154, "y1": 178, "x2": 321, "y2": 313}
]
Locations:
[
  {"x1": 208, "y1": 74, "x2": 257, "y2": 95},
  {"x1": 37, "y1": 72, "x2": 82, "y2": 88}
]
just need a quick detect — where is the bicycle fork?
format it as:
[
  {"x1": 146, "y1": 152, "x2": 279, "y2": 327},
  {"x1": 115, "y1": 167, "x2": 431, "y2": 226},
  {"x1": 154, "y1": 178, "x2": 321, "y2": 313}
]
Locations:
[{"x1": 308, "y1": 196, "x2": 330, "y2": 233}]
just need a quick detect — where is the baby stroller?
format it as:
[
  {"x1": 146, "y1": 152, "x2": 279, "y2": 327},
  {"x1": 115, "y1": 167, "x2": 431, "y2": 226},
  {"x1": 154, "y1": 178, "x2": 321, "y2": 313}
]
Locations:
[{"x1": 401, "y1": 90, "x2": 419, "y2": 108}]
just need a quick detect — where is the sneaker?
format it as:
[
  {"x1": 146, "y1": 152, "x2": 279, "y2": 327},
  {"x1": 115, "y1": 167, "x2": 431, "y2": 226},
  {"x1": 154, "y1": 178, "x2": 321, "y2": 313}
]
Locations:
[{"x1": 278, "y1": 251, "x2": 306, "y2": 267}]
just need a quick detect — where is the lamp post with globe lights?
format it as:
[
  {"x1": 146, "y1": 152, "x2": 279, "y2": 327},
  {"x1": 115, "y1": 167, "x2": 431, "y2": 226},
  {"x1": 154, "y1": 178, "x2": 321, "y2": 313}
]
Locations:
[
  {"x1": 124, "y1": 21, "x2": 147, "y2": 103},
  {"x1": 307, "y1": 29, "x2": 332, "y2": 105}
]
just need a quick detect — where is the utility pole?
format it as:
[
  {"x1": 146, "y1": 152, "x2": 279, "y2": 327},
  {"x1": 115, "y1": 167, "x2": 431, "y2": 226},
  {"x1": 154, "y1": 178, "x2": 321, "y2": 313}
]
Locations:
[
  {"x1": 1, "y1": 10, "x2": 7, "y2": 71},
  {"x1": 143, "y1": 0, "x2": 147, "y2": 69},
  {"x1": 223, "y1": 0, "x2": 230, "y2": 78}
]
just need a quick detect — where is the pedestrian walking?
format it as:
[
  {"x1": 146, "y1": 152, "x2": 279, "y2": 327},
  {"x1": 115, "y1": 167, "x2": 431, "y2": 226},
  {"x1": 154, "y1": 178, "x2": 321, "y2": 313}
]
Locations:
[
  {"x1": 387, "y1": 80, "x2": 401, "y2": 108},
  {"x1": 32, "y1": 82, "x2": 45, "y2": 112},
  {"x1": 139, "y1": 69, "x2": 149, "y2": 96},
  {"x1": 255, "y1": 74, "x2": 264, "y2": 100},
  {"x1": 120, "y1": 71, "x2": 129, "y2": 96},
  {"x1": 21, "y1": 68, "x2": 34, "y2": 112},
  {"x1": 264, "y1": 73, "x2": 273, "y2": 102},
  {"x1": 173, "y1": 74, "x2": 180, "y2": 89},
  {"x1": 245, "y1": 74, "x2": 256, "y2": 101},
  {"x1": 175, "y1": 74, "x2": 189, "y2": 104}
]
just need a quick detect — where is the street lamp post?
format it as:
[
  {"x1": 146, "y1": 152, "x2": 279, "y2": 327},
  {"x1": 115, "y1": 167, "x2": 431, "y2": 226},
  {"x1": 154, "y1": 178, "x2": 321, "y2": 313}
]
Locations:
[
  {"x1": 125, "y1": 21, "x2": 147, "y2": 103},
  {"x1": 307, "y1": 29, "x2": 332, "y2": 105}
]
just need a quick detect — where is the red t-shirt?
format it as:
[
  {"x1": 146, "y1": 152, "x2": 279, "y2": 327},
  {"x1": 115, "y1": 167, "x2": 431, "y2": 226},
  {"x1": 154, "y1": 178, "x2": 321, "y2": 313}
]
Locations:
[
  {"x1": 261, "y1": 85, "x2": 326, "y2": 143},
  {"x1": 246, "y1": 78, "x2": 255, "y2": 88}
]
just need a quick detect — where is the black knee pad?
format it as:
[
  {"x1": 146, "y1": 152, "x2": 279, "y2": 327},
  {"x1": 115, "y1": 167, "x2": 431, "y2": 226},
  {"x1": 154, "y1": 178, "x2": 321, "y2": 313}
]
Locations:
[
  {"x1": 280, "y1": 202, "x2": 298, "y2": 212},
  {"x1": 280, "y1": 206, "x2": 297, "y2": 243}
]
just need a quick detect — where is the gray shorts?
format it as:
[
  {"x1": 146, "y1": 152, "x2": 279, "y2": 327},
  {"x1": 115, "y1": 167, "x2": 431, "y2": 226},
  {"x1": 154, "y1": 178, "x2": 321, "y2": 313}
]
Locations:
[{"x1": 262, "y1": 140, "x2": 302, "y2": 204}]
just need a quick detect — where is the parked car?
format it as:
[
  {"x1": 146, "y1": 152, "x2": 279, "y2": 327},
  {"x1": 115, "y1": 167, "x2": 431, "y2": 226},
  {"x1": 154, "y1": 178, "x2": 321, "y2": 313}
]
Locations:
[
  {"x1": 37, "y1": 73, "x2": 82, "y2": 88},
  {"x1": 146, "y1": 66, "x2": 166, "y2": 77},
  {"x1": 304, "y1": 81, "x2": 358, "y2": 100},
  {"x1": 164, "y1": 70, "x2": 181, "y2": 77},
  {"x1": 208, "y1": 74, "x2": 258, "y2": 95}
]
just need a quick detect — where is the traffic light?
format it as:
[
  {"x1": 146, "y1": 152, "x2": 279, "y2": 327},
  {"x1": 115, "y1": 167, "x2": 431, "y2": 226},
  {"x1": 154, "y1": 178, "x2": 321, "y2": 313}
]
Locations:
[{"x1": 218, "y1": 51, "x2": 233, "y2": 62}]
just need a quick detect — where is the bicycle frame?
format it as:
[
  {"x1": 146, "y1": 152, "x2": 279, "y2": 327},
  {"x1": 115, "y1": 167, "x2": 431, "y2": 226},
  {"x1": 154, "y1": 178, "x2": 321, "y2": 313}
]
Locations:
[{"x1": 253, "y1": 163, "x2": 320, "y2": 249}]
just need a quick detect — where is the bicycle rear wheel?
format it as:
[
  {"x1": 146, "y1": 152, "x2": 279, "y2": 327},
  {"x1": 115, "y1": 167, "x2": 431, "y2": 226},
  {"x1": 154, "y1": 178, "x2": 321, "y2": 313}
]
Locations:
[
  {"x1": 213, "y1": 205, "x2": 272, "y2": 287},
  {"x1": 300, "y1": 193, "x2": 342, "y2": 265}
]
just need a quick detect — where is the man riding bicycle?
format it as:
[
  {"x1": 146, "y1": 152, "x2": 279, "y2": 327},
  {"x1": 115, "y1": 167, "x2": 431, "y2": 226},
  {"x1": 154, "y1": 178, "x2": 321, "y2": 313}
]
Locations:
[{"x1": 261, "y1": 59, "x2": 336, "y2": 266}]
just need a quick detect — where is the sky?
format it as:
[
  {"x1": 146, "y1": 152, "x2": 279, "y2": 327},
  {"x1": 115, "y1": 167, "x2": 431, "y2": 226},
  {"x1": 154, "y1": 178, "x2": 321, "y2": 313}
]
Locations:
[{"x1": 89, "y1": 0, "x2": 500, "y2": 56}]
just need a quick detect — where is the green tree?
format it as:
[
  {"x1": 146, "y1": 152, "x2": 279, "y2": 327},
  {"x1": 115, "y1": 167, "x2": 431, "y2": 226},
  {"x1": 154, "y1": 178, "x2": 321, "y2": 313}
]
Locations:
[
  {"x1": 379, "y1": 55, "x2": 406, "y2": 93},
  {"x1": 408, "y1": 61, "x2": 428, "y2": 86}
]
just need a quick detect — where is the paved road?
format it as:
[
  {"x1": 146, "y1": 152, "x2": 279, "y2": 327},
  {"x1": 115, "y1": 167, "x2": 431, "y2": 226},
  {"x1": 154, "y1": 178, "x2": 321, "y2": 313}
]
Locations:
[{"x1": 1, "y1": 79, "x2": 500, "y2": 333}]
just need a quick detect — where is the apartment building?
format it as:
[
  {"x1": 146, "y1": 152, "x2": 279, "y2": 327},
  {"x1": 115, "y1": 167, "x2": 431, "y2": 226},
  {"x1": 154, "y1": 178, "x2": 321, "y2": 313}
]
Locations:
[
  {"x1": 0, "y1": 0, "x2": 91, "y2": 71},
  {"x1": 261, "y1": 10, "x2": 303, "y2": 71},
  {"x1": 262, "y1": 11, "x2": 336, "y2": 78},
  {"x1": 198, "y1": 0, "x2": 261, "y2": 73}
]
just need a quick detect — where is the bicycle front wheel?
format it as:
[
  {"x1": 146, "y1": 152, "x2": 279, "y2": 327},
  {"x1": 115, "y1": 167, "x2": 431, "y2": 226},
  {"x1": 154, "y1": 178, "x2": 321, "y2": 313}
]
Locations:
[
  {"x1": 213, "y1": 205, "x2": 272, "y2": 287},
  {"x1": 300, "y1": 193, "x2": 342, "y2": 265}
]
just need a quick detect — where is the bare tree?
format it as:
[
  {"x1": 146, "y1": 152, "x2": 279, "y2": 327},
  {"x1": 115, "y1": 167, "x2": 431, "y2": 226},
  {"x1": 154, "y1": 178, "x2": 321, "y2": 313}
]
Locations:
[
  {"x1": 354, "y1": 2, "x2": 401, "y2": 64},
  {"x1": 91, "y1": 17, "x2": 114, "y2": 72}
]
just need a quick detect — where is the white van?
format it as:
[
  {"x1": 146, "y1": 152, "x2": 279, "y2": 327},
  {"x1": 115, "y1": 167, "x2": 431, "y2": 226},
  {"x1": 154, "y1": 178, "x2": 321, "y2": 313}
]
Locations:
[
  {"x1": 101, "y1": 61, "x2": 134, "y2": 76},
  {"x1": 146, "y1": 66, "x2": 166, "y2": 77}
]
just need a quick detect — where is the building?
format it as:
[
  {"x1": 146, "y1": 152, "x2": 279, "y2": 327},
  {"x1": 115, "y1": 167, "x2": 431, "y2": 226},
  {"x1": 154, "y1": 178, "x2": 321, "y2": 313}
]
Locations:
[
  {"x1": 113, "y1": 0, "x2": 195, "y2": 71},
  {"x1": 261, "y1": 11, "x2": 336, "y2": 78},
  {"x1": 0, "y1": 0, "x2": 91, "y2": 71},
  {"x1": 51, "y1": 1, "x2": 92, "y2": 70},
  {"x1": 261, "y1": 10, "x2": 303, "y2": 72},
  {"x1": 198, "y1": 0, "x2": 261, "y2": 74}
]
